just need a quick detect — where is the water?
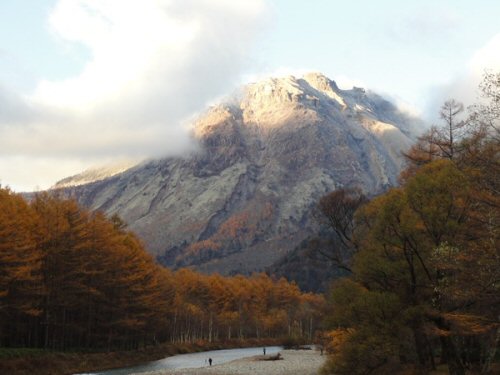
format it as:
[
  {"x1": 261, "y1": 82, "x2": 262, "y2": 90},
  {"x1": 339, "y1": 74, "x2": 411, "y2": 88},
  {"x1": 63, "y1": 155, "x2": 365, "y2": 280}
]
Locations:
[{"x1": 80, "y1": 346, "x2": 282, "y2": 375}]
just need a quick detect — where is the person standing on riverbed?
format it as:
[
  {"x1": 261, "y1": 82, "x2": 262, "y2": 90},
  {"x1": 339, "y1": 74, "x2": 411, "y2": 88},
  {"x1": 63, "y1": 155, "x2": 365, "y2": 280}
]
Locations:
[
  {"x1": 263, "y1": 347, "x2": 266, "y2": 355},
  {"x1": 209, "y1": 358, "x2": 212, "y2": 366}
]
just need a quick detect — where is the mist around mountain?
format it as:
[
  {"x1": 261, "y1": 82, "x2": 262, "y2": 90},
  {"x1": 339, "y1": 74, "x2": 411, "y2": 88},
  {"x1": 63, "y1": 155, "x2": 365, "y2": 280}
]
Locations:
[{"x1": 57, "y1": 72, "x2": 422, "y2": 277}]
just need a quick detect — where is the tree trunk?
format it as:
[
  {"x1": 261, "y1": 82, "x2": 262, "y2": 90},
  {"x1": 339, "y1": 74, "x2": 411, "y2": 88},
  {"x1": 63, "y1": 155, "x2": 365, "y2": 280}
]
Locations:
[
  {"x1": 208, "y1": 312, "x2": 213, "y2": 343},
  {"x1": 481, "y1": 326, "x2": 500, "y2": 374},
  {"x1": 413, "y1": 325, "x2": 433, "y2": 370},
  {"x1": 440, "y1": 336, "x2": 465, "y2": 375}
]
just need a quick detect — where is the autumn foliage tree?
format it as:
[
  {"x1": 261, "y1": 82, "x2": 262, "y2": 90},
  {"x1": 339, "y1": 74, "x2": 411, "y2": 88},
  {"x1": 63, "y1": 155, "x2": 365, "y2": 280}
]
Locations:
[
  {"x1": 167, "y1": 269, "x2": 324, "y2": 344},
  {"x1": 26, "y1": 192, "x2": 174, "y2": 350},
  {"x1": 324, "y1": 159, "x2": 499, "y2": 375},
  {"x1": 0, "y1": 187, "x2": 42, "y2": 347},
  {"x1": 0, "y1": 190, "x2": 323, "y2": 351},
  {"x1": 323, "y1": 73, "x2": 500, "y2": 375},
  {"x1": 315, "y1": 188, "x2": 367, "y2": 273}
]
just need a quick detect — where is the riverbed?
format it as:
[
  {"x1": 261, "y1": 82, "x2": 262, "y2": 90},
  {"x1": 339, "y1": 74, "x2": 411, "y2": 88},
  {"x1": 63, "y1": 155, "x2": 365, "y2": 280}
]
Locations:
[
  {"x1": 144, "y1": 349, "x2": 326, "y2": 375},
  {"x1": 83, "y1": 346, "x2": 282, "y2": 375}
]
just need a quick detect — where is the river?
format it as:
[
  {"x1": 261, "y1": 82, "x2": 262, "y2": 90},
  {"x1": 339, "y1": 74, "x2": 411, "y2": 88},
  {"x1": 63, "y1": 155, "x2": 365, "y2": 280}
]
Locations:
[{"x1": 79, "y1": 346, "x2": 282, "y2": 375}]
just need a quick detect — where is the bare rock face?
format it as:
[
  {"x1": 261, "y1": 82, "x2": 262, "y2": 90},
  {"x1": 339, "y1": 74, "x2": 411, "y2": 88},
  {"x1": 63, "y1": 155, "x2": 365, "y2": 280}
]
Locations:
[
  {"x1": 60, "y1": 73, "x2": 419, "y2": 275},
  {"x1": 52, "y1": 161, "x2": 139, "y2": 189}
]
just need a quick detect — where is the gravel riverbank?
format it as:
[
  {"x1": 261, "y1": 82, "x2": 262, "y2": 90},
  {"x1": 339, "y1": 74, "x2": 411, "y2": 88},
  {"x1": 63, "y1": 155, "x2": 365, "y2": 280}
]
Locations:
[{"x1": 143, "y1": 349, "x2": 326, "y2": 375}]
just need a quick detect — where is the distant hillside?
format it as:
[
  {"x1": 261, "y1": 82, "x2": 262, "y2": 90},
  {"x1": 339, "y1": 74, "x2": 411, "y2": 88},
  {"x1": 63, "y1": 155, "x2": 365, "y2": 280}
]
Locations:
[
  {"x1": 53, "y1": 161, "x2": 138, "y2": 188},
  {"x1": 58, "y1": 72, "x2": 421, "y2": 276}
]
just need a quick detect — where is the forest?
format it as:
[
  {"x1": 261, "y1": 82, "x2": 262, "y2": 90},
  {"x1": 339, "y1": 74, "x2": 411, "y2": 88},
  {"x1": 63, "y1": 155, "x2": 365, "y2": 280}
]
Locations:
[
  {"x1": 320, "y1": 73, "x2": 500, "y2": 375},
  {"x1": 0, "y1": 190, "x2": 323, "y2": 351}
]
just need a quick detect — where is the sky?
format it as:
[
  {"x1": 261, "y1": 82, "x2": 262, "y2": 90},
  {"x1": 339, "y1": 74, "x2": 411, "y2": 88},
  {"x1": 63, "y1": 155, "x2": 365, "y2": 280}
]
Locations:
[{"x1": 1, "y1": 0, "x2": 500, "y2": 192}]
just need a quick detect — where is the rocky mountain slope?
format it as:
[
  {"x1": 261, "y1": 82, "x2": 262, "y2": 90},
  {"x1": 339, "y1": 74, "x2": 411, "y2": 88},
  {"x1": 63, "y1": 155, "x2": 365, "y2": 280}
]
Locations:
[
  {"x1": 53, "y1": 160, "x2": 139, "y2": 188},
  {"x1": 58, "y1": 73, "x2": 419, "y2": 275}
]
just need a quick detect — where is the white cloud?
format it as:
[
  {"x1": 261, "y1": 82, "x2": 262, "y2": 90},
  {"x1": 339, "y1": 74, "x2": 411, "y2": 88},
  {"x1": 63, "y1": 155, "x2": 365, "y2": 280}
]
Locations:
[
  {"x1": 423, "y1": 33, "x2": 500, "y2": 122},
  {"x1": 0, "y1": 156, "x2": 92, "y2": 192},
  {"x1": 0, "y1": 0, "x2": 269, "y2": 190},
  {"x1": 469, "y1": 33, "x2": 500, "y2": 74}
]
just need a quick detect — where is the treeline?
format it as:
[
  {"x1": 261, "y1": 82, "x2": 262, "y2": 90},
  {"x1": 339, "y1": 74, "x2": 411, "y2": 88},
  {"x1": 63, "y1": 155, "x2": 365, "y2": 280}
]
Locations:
[
  {"x1": 0, "y1": 191, "x2": 323, "y2": 351},
  {"x1": 168, "y1": 269, "x2": 323, "y2": 343},
  {"x1": 321, "y1": 73, "x2": 500, "y2": 374}
]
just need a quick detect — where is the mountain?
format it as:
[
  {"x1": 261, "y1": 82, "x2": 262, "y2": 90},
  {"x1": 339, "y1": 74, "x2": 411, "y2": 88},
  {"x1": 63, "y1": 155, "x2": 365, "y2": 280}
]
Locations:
[
  {"x1": 53, "y1": 160, "x2": 139, "y2": 188},
  {"x1": 58, "y1": 73, "x2": 419, "y2": 275}
]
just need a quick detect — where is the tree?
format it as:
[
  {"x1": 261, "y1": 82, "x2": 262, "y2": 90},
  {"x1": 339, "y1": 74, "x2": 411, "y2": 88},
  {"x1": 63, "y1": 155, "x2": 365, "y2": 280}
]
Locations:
[
  {"x1": 324, "y1": 158, "x2": 499, "y2": 374},
  {"x1": 0, "y1": 188, "x2": 42, "y2": 347},
  {"x1": 315, "y1": 188, "x2": 367, "y2": 272},
  {"x1": 323, "y1": 279, "x2": 407, "y2": 375},
  {"x1": 402, "y1": 100, "x2": 468, "y2": 184},
  {"x1": 0, "y1": 191, "x2": 324, "y2": 350},
  {"x1": 470, "y1": 71, "x2": 500, "y2": 140},
  {"x1": 437, "y1": 99, "x2": 467, "y2": 160}
]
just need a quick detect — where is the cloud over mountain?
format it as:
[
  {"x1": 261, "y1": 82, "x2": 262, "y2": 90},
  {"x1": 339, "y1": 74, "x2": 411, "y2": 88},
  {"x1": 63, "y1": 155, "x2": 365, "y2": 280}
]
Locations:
[
  {"x1": 0, "y1": 0, "x2": 269, "y2": 190},
  {"x1": 425, "y1": 33, "x2": 500, "y2": 121}
]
